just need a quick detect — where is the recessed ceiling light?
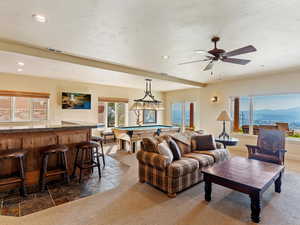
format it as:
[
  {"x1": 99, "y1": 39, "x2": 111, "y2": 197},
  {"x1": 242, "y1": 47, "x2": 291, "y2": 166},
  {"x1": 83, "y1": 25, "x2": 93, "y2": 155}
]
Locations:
[
  {"x1": 17, "y1": 62, "x2": 24, "y2": 66},
  {"x1": 32, "y1": 14, "x2": 47, "y2": 23},
  {"x1": 17, "y1": 68, "x2": 23, "y2": 72},
  {"x1": 162, "y1": 55, "x2": 170, "y2": 60}
]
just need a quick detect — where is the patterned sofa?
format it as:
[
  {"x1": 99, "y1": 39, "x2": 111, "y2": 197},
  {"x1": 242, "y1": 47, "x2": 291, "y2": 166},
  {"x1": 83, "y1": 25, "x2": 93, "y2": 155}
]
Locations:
[{"x1": 136, "y1": 133, "x2": 230, "y2": 197}]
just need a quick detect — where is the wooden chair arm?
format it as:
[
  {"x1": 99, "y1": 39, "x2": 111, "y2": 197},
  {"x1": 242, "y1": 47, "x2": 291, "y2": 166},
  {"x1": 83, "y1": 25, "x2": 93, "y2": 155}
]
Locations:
[
  {"x1": 246, "y1": 145, "x2": 260, "y2": 158},
  {"x1": 276, "y1": 149, "x2": 287, "y2": 158}
]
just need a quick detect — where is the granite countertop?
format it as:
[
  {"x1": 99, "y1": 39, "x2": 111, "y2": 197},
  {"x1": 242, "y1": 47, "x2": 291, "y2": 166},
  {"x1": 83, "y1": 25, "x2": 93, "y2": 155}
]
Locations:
[{"x1": 0, "y1": 121, "x2": 105, "y2": 133}]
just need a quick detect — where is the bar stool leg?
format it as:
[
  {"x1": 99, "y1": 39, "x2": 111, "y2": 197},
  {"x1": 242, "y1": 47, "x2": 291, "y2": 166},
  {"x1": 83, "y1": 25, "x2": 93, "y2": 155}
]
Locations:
[
  {"x1": 71, "y1": 147, "x2": 80, "y2": 178},
  {"x1": 79, "y1": 148, "x2": 86, "y2": 183},
  {"x1": 62, "y1": 151, "x2": 70, "y2": 185},
  {"x1": 19, "y1": 156, "x2": 27, "y2": 197},
  {"x1": 100, "y1": 140, "x2": 105, "y2": 167},
  {"x1": 95, "y1": 147, "x2": 102, "y2": 179},
  {"x1": 41, "y1": 154, "x2": 49, "y2": 192},
  {"x1": 90, "y1": 147, "x2": 94, "y2": 173}
]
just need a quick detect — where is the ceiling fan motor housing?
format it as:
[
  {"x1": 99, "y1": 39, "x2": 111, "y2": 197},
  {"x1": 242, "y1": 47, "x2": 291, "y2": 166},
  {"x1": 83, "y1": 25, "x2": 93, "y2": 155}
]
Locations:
[
  {"x1": 208, "y1": 48, "x2": 225, "y2": 60},
  {"x1": 208, "y1": 36, "x2": 225, "y2": 60}
]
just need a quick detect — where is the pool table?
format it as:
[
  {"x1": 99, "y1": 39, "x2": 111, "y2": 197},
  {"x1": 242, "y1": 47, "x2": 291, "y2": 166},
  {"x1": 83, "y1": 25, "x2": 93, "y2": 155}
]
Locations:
[{"x1": 113, "y1": 125, "x2": 180, "y2": 153}]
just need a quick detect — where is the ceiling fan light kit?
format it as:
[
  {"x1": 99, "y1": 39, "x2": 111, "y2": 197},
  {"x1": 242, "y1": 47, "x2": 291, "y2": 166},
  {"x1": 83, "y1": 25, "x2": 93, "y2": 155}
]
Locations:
[{"x1": 179, "y1": 36, "x2": 257, "y2": 71}]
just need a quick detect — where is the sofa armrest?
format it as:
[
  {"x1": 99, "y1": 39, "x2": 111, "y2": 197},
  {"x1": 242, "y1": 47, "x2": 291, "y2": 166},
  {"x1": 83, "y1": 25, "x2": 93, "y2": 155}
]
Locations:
[{"x1": 136, "y1": 150, "x2": 171, "y2": 170}]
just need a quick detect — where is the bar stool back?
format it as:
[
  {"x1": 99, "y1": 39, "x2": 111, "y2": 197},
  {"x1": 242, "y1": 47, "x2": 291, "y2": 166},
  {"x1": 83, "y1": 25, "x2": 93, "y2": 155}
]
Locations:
[
  {"x1": 72, "y1": 141, "x2": 101, "y2": 183},
  {"x1": 0, "y1": 149, "x2": 27, "y2": 196},
  {"x1": 40, "y1": 144, "x2": 69, "y2": 192}
]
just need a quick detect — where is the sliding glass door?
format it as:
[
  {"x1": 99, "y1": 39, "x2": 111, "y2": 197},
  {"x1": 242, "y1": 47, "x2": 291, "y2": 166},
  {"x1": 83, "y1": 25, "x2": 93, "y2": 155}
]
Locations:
[
  {"x1": 98, "y1": 101, "x2": 128, "y2": 128},
  {"x1": 171, "y1": 102, "x2": 195, "y2": 129}
]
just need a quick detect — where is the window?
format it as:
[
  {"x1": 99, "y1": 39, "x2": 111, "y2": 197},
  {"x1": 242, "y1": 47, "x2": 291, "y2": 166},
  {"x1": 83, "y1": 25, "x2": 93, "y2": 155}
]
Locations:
[
  {"x1": 116, "y1": 103, "x2": 126, "y2": 127},
  {"x1": 171, "y1": 103, "x2": 183, "y2": 126},
  {"x1": 15, "y1": 97, "x2": 31, "y2": 121},
  {"x1": 32, "y1": 98, "x2": 48, "y2": 121},
  {"x1": 107, "y1": 103, "x2": 116, "y2": 128},
  {"x1": 231, "y1": 93, "x2": 300, "y2": 136},
  {"x1": 171, "y1": 102, "x2": 195, "y2": 128},
  {"x1": 0, "y1": 96, "x2": 49, "y2": 122},
  {"x1": 0, "y1": 96, "x2": 11, "y2": 121},
  {"x1": 98, "y1": 100, "x2": 128, "y2": 128},
  {"x1": 237, "y1": 96, "x2": 251, "y2": 133}
]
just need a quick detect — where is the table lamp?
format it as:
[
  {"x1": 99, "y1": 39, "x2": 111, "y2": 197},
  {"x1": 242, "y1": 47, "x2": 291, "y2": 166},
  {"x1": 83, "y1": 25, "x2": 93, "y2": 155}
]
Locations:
[{"x1": 217, "y1": 110, "x2": 231, "y2": 139}]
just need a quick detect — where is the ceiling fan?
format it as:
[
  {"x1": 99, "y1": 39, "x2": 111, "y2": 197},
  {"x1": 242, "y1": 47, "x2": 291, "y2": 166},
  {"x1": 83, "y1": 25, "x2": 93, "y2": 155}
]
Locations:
[{"x1": 179, "y1": 36, "x2": 257, "y2": 71}]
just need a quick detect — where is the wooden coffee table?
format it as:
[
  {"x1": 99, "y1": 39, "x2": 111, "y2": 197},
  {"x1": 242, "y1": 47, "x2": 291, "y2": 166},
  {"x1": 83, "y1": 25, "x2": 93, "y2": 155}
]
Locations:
[{"x1": 202, "y1": 157, "x2": 284, "y2": 223}]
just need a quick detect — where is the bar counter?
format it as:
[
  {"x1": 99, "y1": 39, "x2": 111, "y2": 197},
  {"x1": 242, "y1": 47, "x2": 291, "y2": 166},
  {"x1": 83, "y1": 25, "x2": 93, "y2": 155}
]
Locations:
[{"x1": 0, "y1": 121, "x2": 102, "y2": 190}]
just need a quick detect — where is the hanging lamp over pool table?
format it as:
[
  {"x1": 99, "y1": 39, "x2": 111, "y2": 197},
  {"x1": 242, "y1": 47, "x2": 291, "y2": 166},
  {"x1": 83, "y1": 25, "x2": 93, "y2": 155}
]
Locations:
[{"x1": 131, "y1": 79, "x2": 164, "y2": 111}]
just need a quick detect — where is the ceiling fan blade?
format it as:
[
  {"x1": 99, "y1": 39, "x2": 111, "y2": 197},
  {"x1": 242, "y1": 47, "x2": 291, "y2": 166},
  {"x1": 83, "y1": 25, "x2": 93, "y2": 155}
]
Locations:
[
  {"x1": 178, "y1": 58, "x2": 211, "y2": 65},
  {"x1": 203, "y1": 60, "x2": 214, "y2": 71},
  {"x1": 223, "y1": 45, "x2": 256, "y2": 57},
  {"x1": 221, "y1": 57, "x2": 251, "y2": 65}
]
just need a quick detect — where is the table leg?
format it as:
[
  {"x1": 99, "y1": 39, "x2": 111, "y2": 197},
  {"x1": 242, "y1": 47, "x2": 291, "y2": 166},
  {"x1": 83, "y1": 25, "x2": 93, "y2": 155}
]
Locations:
[
  {"x1": 120, "y1": 140, "x2": 122, "y2": 150},
  {"x1": 132, "y1": 142, "x2": 136, "y2": 153},
  {"x1": 250, "y1": 192, "x2": 261, "y2": 223},
  {"x1": 275, "y1": 172, "x2": 282, "y2": 193},
  {"x1": 204, "y1": 180, "x2": 212, "y2": 202}
]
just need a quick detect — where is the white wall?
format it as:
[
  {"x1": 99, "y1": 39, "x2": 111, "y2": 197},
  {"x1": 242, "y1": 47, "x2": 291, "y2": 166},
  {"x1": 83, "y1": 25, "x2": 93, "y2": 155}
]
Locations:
[
  {"x1": 165, "y1": 71, "x2": 300, "y2": 160},
  {"x1": 0, "y1": 73, "x2": 164, "y2": 126}
]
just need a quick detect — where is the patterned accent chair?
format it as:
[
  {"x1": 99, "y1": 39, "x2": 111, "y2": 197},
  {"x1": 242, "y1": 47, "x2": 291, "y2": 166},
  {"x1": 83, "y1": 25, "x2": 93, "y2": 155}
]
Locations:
[
  {"x1": 136, "y1": 134, "x2": 230, "y2": 198},
  {"x1": 246, "y1": 129, "x2": 287, "y2": 165}
]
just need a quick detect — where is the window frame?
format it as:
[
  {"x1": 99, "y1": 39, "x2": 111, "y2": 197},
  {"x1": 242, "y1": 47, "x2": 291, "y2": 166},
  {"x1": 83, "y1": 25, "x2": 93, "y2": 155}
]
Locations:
[
  {"x1": 0, "y1": 96, "x2": 49, "y2": 123},
  {"x1": 0, "y1": 96, "x2": 13, "y2": 122},
  {"x1": 230, "y1": 92, "x2": 300, "y2": 135},
  {"x1": 170, "y1": 101, "x2": 196, "y2": 128},
  {"x1": 99, "y1": 101, "x2": 128, "y2": 128}
]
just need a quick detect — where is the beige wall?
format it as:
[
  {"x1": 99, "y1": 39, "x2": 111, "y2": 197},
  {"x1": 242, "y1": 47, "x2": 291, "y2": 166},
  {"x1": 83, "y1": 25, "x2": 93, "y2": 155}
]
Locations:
[
  {"x1": 0, "y1": 73, "x2": 164, "y2": 126},
  {"x1": 164, "y1": 71, "x2": 300, "y2": 160}
]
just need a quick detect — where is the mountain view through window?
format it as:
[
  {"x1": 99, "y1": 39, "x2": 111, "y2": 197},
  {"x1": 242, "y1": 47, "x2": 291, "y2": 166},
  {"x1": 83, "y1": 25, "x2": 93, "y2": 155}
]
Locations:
[{"x1": 239, "y1": 94, "x2": 300, "y2": 131}]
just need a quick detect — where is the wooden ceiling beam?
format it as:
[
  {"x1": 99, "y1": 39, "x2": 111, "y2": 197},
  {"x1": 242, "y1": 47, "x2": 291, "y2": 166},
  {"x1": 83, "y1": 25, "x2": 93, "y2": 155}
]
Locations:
[{"x1": 0, "y1": 38, "x2": 207, "y2": 88}]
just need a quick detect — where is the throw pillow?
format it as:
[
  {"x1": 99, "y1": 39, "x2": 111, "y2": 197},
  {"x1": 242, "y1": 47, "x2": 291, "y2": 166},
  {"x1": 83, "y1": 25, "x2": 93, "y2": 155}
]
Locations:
[
  {"x1": 191, "y1": 134, "x2": 217, "y2": 151},
  {"x1": 169, "y1": 138, "x2": 182, "y2": 160},
  {"x1": 156, "y1": 134, "x2": 171, "y2": 143},
  {"x1": 142, "y1": 137, "x2": 159, "y2": 153},
  {"x1": 158, "y1": 141, "x2": 173, "y2": 163}
]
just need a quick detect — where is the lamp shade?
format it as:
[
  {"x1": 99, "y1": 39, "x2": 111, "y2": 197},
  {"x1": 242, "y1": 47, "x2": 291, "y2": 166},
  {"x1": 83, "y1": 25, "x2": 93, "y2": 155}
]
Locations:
[
  {"x1": 130, "y1": 102, "x2": 144, "y2": 111},
  {"x1": 130, "y1": 101, "x2": 164, "y2": 111},
  {"x1": 217, "y1": 110, "x2": 231, "y2": 121}
]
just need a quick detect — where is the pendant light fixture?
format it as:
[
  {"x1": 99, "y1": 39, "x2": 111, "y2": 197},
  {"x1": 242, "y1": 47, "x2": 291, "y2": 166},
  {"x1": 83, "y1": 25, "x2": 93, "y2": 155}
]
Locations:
[{"x1": 131, "y1": 79, "x2": 164, "y2": 111}]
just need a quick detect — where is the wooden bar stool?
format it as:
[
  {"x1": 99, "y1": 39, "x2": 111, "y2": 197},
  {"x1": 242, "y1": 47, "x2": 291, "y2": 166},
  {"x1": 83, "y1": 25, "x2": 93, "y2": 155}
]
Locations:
[
  {"x1": 0, "y1": 149, "x2": 27, "y2": 196},
  {"x1": 40, "y1": 144, "x2": 70, "y2": 192},
  {"x1": 91, "y1": 136, "x2": 105, "y2": 166},
  {"x1": 72, "y1": 141, "x2": 101, "y2": 183}
]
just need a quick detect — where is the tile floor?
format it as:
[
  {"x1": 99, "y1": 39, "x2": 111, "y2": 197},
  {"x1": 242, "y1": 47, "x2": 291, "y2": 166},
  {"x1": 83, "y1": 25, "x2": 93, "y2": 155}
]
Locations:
[{"x1": 0, "y1": 154, "x2": 129, "y2": 217}]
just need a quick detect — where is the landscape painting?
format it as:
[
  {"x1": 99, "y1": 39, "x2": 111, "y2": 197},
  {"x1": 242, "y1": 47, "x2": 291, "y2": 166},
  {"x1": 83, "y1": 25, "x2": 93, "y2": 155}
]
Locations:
[
  {"x1": 143, "y1": 109, "x2": 157, "y2": 124},
  {"x1": 62, "y1": 92, "x2": 91, "y2": 109}
]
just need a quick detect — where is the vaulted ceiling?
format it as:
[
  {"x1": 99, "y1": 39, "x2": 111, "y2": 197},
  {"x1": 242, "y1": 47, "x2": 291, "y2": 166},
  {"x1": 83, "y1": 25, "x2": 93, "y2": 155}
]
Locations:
[{"x1": 0, "y1": 0, "x2": 299, "y2": 91}]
